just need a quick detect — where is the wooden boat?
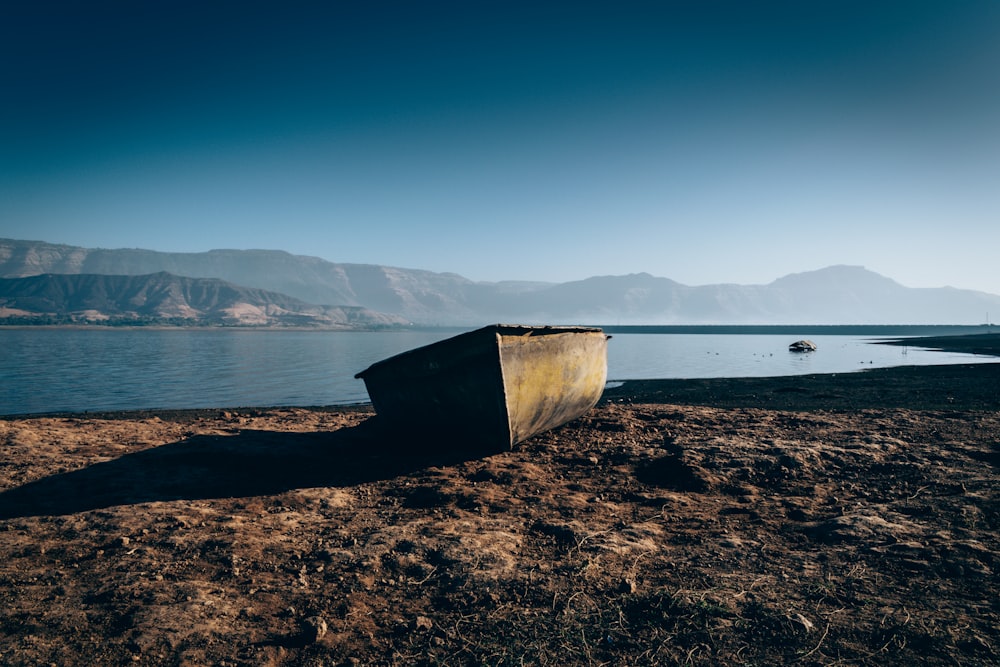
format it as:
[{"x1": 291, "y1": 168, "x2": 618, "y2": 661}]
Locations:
[
  {"x1": 355, "y1": 324, "x2": 610, "y2": 449},
  {"x1": 789, "y1": 339, "x2": 818, "y2": 352}
]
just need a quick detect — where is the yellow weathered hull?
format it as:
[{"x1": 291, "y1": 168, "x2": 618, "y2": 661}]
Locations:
[{"x1": 355, "y1": 325, "x2": 609, "y2": 449}]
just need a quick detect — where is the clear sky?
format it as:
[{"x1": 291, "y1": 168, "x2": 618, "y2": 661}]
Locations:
[{"x1": 2, "y1": 1, "x2": 998, "y2": 294}]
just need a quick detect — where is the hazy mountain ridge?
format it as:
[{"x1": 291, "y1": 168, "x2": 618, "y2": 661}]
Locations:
[
  {"x1": 0, "y1": 272, "x2": 407, "y2": 328},
  {"x1": 2, "y1": 239, "x2": 998, "y2": 325},
  {"x1": 476, "y1": 267, "x2": 999, "y2": 325}
]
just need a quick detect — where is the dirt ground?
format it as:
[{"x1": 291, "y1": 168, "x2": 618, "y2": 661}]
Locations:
[{"x1": 1, "y1": 363, "x2": 998, "y2": 666}]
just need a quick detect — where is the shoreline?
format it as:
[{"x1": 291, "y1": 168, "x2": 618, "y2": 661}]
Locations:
[
  {"x1": 876, "y1": 331, "x2": 1000, "y2": 357},
  {"x1": 4, "y1": 330, "x2": 998, "y2": 420},
  {"x1": 1, "y1": 356, "x2": 997, "y2": 664},
  {"x1": 5, "y1": 359, "x2": 999, "y2": 422},
  {"x1": 604, "y1": 361, "x2": 1000, "y2": 411}
]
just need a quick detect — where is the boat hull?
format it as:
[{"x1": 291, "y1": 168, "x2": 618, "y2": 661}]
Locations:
[{"x1": 355, "y1": 325, "x2": 609, "y2": 449}]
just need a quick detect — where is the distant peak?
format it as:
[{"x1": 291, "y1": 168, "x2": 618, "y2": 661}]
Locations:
[{"x1": 770, "y1": 265, "x2": 899, "y2": 286}]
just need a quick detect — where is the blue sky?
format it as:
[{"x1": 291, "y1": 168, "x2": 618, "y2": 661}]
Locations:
[{"x1": 2, "y1": 1, "x2": 999, "y2": 294}]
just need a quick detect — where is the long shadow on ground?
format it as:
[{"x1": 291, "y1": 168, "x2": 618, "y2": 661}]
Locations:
[{"x1": 0, "y1": 418, "x2": 500, "y2": 519}]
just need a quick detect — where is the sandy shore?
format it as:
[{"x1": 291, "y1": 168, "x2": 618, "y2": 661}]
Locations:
[{"x1": 1, "y1": 363, "x2": 998, "y2": 665}]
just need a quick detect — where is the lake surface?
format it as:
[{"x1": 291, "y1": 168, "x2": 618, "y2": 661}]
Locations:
[{"x1": 1, "y1": 328, "x2": 996, "y2": 416}]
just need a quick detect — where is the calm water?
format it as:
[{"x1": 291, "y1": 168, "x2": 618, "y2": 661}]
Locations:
[{"x1": 1, "y1": 328, "x2": 995, "y2": 415}]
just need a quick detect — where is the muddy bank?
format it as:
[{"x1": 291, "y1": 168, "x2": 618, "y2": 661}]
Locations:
[
  {"x1": 603, "y1": 362, "x2": 1000, "y2": 411},
  {"x1": 1, "y1": 365, "x2": 998, "y2": 665},
  {"x1": 876, "y1": 332, "x2": 1000, "y2": 358}
]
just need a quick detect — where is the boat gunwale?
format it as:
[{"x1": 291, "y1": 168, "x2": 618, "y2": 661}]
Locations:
[{"x1": 353, "y1": 324, "x2": 606, "y2": 379}]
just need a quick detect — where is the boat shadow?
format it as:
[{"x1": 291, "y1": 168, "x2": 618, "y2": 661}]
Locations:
[{"x1": 0, "y1": 417, "x2": 502, "y2": 519}]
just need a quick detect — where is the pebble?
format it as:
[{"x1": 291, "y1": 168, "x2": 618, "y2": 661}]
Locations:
[{"x1": 301, "y1": 616, "x2": 327, "y2": 643}]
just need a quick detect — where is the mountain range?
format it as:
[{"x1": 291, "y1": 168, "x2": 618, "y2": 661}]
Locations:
[
  {"x1": 0, "y1": 272, "x2": 405, "y2": 328},
  {"x1": 2, "y1": 238, "x2": 998, "y2": 325}
]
